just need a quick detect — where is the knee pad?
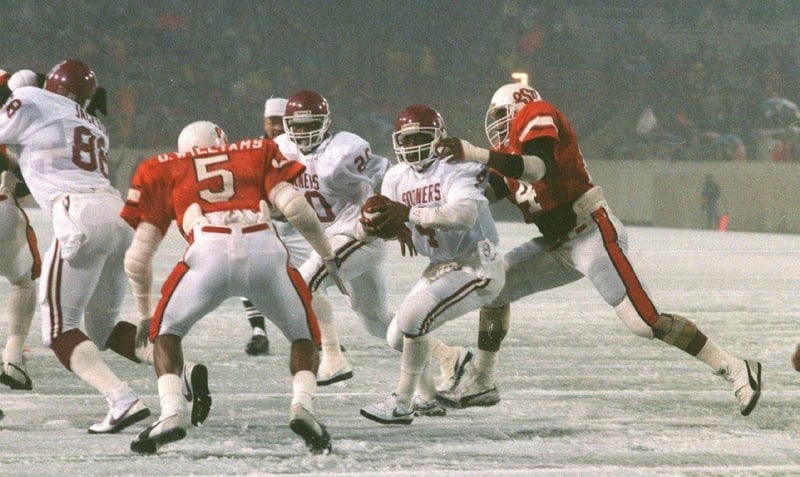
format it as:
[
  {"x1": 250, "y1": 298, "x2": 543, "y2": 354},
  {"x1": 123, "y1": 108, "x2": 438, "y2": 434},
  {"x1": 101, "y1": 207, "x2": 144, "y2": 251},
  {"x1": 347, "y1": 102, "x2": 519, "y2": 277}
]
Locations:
[
  {"x1": 50, "y1": 328, "x2": 91, "y2": 370},
  {"x1": 653, "y1": 313, "x2": 707, "y2": 356},
  {"x1": 478, "y1": 305, "x2": 510, "y2": 352},
  {"x1": 105, "y1": 321, "x2": 140, "y2": 363},
  {"x1": 386, "y1": 318, "x2": 403, "y2": 352}
]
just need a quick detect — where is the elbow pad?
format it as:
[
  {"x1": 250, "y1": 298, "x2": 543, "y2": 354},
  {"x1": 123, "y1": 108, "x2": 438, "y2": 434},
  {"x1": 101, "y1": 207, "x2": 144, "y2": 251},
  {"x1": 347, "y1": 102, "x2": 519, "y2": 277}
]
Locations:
[
  {"x1": 519, "y1": 154, "x2": 547, "y2": 182},
  {"x1": 270, "y1": 182, "x2": 335, "y2": 259}
]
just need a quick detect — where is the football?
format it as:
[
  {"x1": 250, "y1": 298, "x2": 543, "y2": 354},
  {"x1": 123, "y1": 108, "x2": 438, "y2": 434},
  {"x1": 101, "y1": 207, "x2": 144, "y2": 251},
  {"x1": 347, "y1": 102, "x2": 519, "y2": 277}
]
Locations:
[{"x1": 361, "y1": 195, "x2": 399, "y2": 239}]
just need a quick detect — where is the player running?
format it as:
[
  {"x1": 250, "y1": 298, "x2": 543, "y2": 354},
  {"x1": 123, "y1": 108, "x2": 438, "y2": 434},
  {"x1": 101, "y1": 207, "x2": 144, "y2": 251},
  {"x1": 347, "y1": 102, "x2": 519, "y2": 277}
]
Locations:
[
  {"x1": 123, "y1": 121, "x2": 342, "y2": 454},
  {"x1": 358, "y1": 104, "x2": 504, "y2": 424},
  {"x1": 0, "y1": 60, "x2": 208, "y2": 433},
  {"x1": 433, "y1": 82, "x2": 762, "y2": 416}
]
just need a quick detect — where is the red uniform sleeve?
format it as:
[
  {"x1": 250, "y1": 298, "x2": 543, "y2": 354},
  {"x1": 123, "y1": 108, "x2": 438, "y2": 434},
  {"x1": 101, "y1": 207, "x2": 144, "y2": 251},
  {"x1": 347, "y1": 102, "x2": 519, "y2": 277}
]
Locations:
[
  {"x1": 263, "y1": 145, "x2": 305, "y2": 192},
  {"x1": 512, "y1": 101, "x2": 561, "y2": 147},
  {"x1": 120, "y1": 157, "x2": 174, "y2": 235}
]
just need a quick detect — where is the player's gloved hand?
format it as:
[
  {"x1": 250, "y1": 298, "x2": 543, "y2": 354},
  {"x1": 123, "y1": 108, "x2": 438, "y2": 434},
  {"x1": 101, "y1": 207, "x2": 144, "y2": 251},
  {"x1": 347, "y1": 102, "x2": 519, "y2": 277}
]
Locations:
[
  {"x1": 136, "y1": 318, "x2": 153, "y2": 349},
  {"x1": 397, "y1": 225, "x2": 417, "y2": 257},
  {"x1": 323, "y1": 255, "x2": 349, "y2": 296},
  {"x1": 434, "y1": 137, "x2": 490, "y2": 164}
]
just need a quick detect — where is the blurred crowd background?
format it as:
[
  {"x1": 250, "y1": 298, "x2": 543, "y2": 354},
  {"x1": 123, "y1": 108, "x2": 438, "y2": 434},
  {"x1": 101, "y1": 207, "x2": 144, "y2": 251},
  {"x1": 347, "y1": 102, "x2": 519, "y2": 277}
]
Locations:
[{"x1": 4, "y1": 0, "x2": 800, "y2": 163}]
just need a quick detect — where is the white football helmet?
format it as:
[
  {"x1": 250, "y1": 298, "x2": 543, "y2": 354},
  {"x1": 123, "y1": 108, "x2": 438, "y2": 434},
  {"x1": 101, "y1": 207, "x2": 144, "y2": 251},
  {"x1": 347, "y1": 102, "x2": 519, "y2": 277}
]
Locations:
[
  {"x1": 178, "y1": 120, "x2": 228, "y2": 153},
  {"x1": 484, "y1": 83, "x2": 541, "y2": 149},
  {"x1": 283, "y1": 90, "x2": 331, "y2": 153},
  {"x1": 8, "y1": 69, "x2": 38, "y2": 91},
  {"x1": 392, "y1": 104, "x2": 446, "y2": 172}
]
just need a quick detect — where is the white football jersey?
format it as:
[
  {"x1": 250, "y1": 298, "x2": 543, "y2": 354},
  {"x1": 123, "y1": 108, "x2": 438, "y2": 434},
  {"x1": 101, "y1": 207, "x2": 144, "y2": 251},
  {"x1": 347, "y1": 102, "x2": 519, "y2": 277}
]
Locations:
[
  {"x1": 0, "y1": 86, "x2": 118, "y2": 214},
  {"x1": 381, "y1": 160, "x2": 498, "y2": 261},
  {"x1": 275, "y1": 131, "x2": 389, "y2": 237}
]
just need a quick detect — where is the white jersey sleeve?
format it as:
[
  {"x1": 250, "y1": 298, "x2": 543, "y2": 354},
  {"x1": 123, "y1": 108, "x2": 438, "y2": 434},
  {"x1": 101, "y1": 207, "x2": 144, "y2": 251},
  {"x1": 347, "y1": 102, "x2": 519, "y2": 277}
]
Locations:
[
  {"x1": 0, "y1": 87, "x2": 117, "y2": 214},
  {"x1": 382, "y1": 160, "x2": 498, "y2": 262},
  {"x1": 277, "y1": 131, "x2": 389, "y2": 238}
]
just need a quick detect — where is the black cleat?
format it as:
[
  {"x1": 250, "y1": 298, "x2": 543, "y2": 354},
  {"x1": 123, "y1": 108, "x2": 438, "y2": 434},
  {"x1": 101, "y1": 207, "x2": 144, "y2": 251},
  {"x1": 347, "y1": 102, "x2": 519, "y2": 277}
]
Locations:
[{"x1": 245, "y1": 334, "x2": 270, "y2": 356}]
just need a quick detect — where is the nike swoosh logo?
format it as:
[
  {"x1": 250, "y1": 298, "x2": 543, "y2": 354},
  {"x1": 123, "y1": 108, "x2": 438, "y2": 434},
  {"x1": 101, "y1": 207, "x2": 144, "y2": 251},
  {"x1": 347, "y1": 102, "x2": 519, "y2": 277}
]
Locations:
[
  {"x1": 392, "y1": 408, "x2": 411, "y2": 418},
  {"x1": 109, "y1": 400, "x2": 139, "y2": 426}
]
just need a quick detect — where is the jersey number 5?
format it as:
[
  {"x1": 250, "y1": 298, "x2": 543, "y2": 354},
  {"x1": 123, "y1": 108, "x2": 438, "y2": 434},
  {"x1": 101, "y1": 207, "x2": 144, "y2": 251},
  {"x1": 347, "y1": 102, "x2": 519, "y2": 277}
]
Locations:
[{"x1": 194, "y1": 154, "x2": 235, "y2": 202}]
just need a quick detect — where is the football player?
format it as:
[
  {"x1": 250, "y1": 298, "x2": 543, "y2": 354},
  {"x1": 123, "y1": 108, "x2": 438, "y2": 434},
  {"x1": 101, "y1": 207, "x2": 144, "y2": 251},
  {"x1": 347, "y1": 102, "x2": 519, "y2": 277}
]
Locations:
[
  {"x1": 0, "y1": 71, "x2": 39, "y2": 392},
  {"x1": 240, "y1": 96, "x2": 292, "y2": 356},
  {"x1": 358, "y1": 104, "x2": 504, "y2": 424},
  {"x1": 123, "y1": 120, "x2": 342, "y2": 455},
  {"x1": 433, "y1": 82, "x2": 762, "y2": 416},
  {"x1": 277, "y1": 89, "x2": 392, "y2": 386},
  {"x1": 0, "y1": 59, "x2": 208, "y2": 434}
]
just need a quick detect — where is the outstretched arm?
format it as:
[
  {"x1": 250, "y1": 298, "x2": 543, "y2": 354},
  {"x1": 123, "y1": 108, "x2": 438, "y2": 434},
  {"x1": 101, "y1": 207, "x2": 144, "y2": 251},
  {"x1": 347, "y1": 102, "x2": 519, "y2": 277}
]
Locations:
[
  {"x1": 435, "y1": 136, "x2": 554, "y2": 182},
  {"x1": 269, "y1": 181, "x2": 347, "y2": 294}
]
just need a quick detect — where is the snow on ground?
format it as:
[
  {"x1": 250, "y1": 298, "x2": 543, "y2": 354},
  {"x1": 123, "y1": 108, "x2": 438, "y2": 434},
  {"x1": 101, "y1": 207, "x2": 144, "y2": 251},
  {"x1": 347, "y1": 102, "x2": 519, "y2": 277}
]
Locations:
[{"x1": 1, "y1": 208, "x2": 800, "y2": 476}]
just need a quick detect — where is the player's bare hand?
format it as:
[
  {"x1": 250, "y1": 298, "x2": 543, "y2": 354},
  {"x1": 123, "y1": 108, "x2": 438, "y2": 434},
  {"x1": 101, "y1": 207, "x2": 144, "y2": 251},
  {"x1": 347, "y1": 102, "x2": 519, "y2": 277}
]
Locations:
[
  {"x1": 434, "y1": 138, "x2": 489, "y2": 164},
  {"x1": 136, "y1": 318, "x2": 153, "y2": 349},
  {"x1": 397, "y1": 225, "x2": 417, "y2": 257}
]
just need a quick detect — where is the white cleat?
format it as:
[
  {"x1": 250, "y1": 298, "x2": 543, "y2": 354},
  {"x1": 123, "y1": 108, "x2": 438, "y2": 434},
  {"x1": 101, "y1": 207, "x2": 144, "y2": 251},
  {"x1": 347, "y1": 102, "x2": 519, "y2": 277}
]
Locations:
[
  {"x1": 436, "y1": 347, "x2": 472, "y2": 393},
  {"x1": 316, "y1": 352, "x2": 353, "y2": 386},
  {"x1": 413, "y1": 395, "x2": 447, "y2": 417},
  {"x1": 360, "y1": 393, "x2": 414, "y2": 425},
  {"x1": 88, "y1": 396, "x2": 150, "y2": 434},
  {"x1": 720, "y1": 359, "x2": 762, "y2": 416},
  {"x1": 130, "y1": 411, "x2": 189, "y2": 454},
  {"x1": 436, "y1": 362, "x2": 500, "y2": 409},
  {"x1": 0, "y1": 360, "x2": 32, "y2": 390}
]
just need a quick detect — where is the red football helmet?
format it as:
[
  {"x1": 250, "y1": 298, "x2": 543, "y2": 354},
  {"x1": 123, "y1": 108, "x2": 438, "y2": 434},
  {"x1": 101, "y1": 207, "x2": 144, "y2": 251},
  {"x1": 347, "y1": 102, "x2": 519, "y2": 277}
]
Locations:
[
  {"x1": 392, "y1": 104, "x2": 446, "y2": 172},
  {"x1": 44, "y1": 59, "x2": 97, "y2": 109},
  {"x1": 283, "y1": 90, "x2": 331, "y2": 152}
]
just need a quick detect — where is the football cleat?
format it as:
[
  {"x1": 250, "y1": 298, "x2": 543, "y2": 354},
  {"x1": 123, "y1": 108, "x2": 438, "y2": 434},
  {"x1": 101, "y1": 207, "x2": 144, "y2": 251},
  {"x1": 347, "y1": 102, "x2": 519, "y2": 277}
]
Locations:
[
  {"x1": 182, "y1": 363, "x2": 212, "y2": 426},
  {"x1": 316, "y1": 352, "x2": 353, "y2": 386},
  {"x1": 245, "y1": 334, "x2": 270, "y2": 356},
  {"x1": 436, "y1": 362, "x2": 500, "y2": 409},
  {"x1": 289, "y1": 404, "x2": 332, "y2": 455},
  {"x1": 436, "y1": 347, "x2": 473, "y2": 393},
  {"x1": 88, "y1": 397, "x2": 150, "y2": 434},
  {"x1": 360, "y1": 393, "x2": 414, "y2": 425},
  {"x1": 0, "y1": 361, "x2": 32, "y2": 390},
  {"x1": 720, "y1": 359, "x2": 762, "y2": 416},
  {"x1": 413, "y1": 395, "x2": 447, "y2": 417},
  {"x1": 130, "y1": 412, "x2": 189, "y2": 454}
]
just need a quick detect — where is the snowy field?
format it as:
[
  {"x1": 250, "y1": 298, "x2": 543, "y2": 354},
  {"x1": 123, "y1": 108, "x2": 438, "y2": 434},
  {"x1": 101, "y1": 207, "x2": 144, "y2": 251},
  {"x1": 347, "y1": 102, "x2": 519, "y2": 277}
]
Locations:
[{"x1": 1, "y1": 207, "x2": 800, "y2": 477}]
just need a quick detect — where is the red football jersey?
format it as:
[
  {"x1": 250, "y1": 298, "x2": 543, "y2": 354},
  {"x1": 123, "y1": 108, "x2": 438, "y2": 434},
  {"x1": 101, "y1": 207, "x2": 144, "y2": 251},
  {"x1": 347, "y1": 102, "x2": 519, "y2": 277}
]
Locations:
[
  {"x1": 121, "y1": 138, "x2": 304, "y2": 239},
  {"x1": 506, "y1": 100, "x2": 594, "y2": 218}
]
